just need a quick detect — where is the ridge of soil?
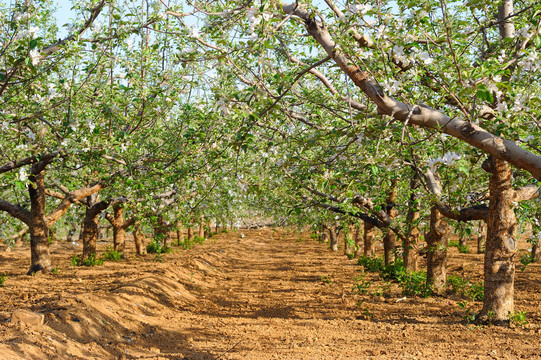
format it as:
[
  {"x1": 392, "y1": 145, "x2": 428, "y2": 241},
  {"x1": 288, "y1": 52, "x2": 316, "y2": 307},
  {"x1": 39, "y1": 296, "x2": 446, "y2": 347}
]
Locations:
[{"x1": 1, "y1": 228, "x2": 540, "y2": 359}]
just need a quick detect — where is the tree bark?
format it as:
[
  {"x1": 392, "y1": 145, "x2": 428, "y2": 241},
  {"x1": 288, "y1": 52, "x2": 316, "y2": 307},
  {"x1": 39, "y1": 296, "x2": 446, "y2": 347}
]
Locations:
[
  {"x1": 187, "y1": 226, "x2": 194, "y2": 241},
  {"x1": 133, "y1": 224, "x2": 146, "y2": 255},
  {"x1": 328, "y1": 225, "x2": 338, "y2": 252},
  {"x1": 478, "y1": 222, "x2": 486, "y2": 254},
  {"x1": 480, "y1": 156, "x2": 517, "y2": 323},
  {"x1": 154, "y1": 215, "x2": 170, "y2": 248},
  {"x1": 403, "y1": 176, "x2": 420, "y2": 272},
  {"x1": 27, "y1": 170, "x2": 53, "y2": 274},
  {"x1": 282, "y1": 3, "x2": 541, "y2": 181},
  {"x1": 363, "y1": 221, "x2": 376, "y2": 256},
  {"x1": 176, "y1": 222, "x2": 184, "y2": 246},
  {"x1": 426, "y1": 206, "x2": 449, "y2": 293},
  {"x1": 80, "y1": 193, "x2": 109, "y2": 262},
  {"x1": 354, "y1": 225, "x2": 363, "y2": 257}
]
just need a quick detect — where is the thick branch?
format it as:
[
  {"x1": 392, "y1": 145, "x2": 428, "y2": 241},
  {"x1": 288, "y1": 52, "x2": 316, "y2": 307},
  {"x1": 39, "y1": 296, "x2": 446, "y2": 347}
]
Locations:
[
  {"x1": 0, "y1": 199, "x2": 30, "y2": 225},
  {"x1": 282, "y1": 3, "x2": 541, "y2": 181}
]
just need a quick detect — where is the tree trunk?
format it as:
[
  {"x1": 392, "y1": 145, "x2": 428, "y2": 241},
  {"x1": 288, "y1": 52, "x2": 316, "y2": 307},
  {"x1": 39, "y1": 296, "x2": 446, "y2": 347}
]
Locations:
[
  {"x1": 328, "y1": 225, "x2": 338, "y2": 252},
  {"x1": 155, "y1": 215, "x2": 170, "y2": 248},
  {"x1": 403, "y1": 176, "x2": 420, "y2": 272},
  {"x1": 176, "y1": 222, "x2": 184, "y2": 246},
  {"x1": 66, "y1": 224, "x2": 77, "y2": 243},
  {"x1": 187, "y1": 226, "x2": 194, "y2": 241},
  {"x1": 532, "y1": 241, "x2": 540, "y2": 263},
  {"x1": 198, "y1": 220, "x2": 205, "y2": 238},
  {"x1": 383, "y1": 231, "x2": 396, "y2": 265},
  {"x1": 426, "y1": 206, "x2": 449, "y2": 293},
  {"x1": 27, "y1": 170, "x2": 53, "y2": 274},
  {"x1": 133, "y1": 225, "x2": 146, "y2": 255},
  {"x1": 363, "y1": 221, "x2": 376, "y2": 256},
  {"x1": 383, "y1": 179, "x2": 398, "y2": 265},
  {"x1": 480, "y1": 156, "x2": 517, "y2": 323},
  {"x1": 80, "y1": 193, "x2": 109, "y2": 262},
  {"x1": 111, "y1": 204, "x2": 126, "y2": 254},
  {"x1": 354, "y1": 225, "x2": 363, "y2": 257},
  {"x1": 477, "y1": 222, "x2": 486, "y2": 254}
]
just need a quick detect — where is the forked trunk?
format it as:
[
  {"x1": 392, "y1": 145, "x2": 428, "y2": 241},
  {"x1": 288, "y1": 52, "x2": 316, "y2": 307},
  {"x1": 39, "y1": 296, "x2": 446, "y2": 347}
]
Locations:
[
  {"x1": 27, "y1": 170, "x2": 53, "y2": 274},
  {"x1": 426, "y1": 206, "x2": 449, "y2": 293},
  {"x1": 363, "y1": 221, "x2": 376, "y2": 256},
  {"x1": 328, "y1": 225, "x2": 338, "y2": 252},
  {"x1": 480, "y1": 156, "x2": 517, "y2": 323},
  {"x1": 80, "y1": 193, "x2": 109, "y2": 261}
]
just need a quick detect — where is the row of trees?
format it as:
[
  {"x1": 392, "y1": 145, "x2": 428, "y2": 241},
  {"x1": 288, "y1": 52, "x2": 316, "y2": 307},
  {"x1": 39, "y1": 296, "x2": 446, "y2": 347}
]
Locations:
[{"x1": 1, "y1": 0, "x2": 540, "y2": 324}]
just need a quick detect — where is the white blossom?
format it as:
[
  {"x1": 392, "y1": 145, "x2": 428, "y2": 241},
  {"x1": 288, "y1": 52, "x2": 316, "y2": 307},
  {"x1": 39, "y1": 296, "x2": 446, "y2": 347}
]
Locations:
[
  {"x1": 29, "y1": 49, "x2": 40, "y2": 66},
  {"x1": 19, "y1": 168, "x2": 28, "y2": 182},
  {"x1": 419, "y1": 51, "x2": 433, "y2": 65},
  {"x1": 427, "y1": 152, "x2": 461, "y2": 171}
]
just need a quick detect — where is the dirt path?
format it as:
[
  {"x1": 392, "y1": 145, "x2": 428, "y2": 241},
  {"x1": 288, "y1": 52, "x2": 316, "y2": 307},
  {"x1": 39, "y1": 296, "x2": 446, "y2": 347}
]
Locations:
[{"x1": 1, "y1": 229, "x2": 540, "y2": 359}]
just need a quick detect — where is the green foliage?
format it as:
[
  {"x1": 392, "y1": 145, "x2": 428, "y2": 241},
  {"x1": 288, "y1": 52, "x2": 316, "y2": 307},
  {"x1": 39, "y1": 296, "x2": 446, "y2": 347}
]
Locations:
[
  {"x1": 357, "y1": 256, "x2": 431, "y2": 297},
  {"x1": 399, "y1": 271, "x2": 432, "y2": 298},
  {"x1": 71, "y1": 254, "x2": 104, "y2": 267},
  {"x1": 52, "y1": 267, "x2": 60, "y2": 274},
  {"x1": 146, "y1": 240, "x2": 172, "y2": 254},
  {"x1": 447, "y1": 274, "x2": 484, "y2": 301},
  {"x1": 357, "y1": 256, "x2": 385, "y2": 272},
  {"x1": 193, "y1": 235, "x2": 206, "y2": 244},
  {"x1": 508, "y1": 311, "x2": 528, "y2": 327},
  {"x1": 448, "y1": 240, "x2": 469, "y2": 253},
  {"x1": 520, "y1": 252, "x2": 535, "y2": 272},
  {"x1": 102, "y1": 246, "x2": 123, "y2": 261},
  {"x1": 320, "y1": 275, "x2": 332, "y2": 284},
  {"x1": 457, "y1": 301, "x2": 478, "y2": 324},
  {"x1": 352, "y1": 274, "x2": 371, "y2": 295},
  {"x1": 0, "y1": 273, "x2": 7, "y2": 287}
]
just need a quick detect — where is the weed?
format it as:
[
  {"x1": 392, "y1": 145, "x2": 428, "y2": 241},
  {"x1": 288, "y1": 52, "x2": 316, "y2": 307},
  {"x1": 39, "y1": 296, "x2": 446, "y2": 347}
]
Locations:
[
  {"x1": 357, "y1": 256, "x2": 385, "y2": 272},
  {"x1": 102, "y1": 246, "x2": 123, "y2": 261},
  {"x1": 353, "y1": 274, "x2": 371, "y2": 295},
  {"x1": 70, "y1": 254, "x2": 104, "y2": 267},
  {"x1": 457, "y1": 245, "x2": 470, "y2": 253},
  {"x1": 447, "y1": 274, "x2": 484, "y2": 301},
  {"x1": 448, "y1": 240, "x2": 460, "y2": 247},
  {"x1": 193, "y1": 235, "x2": 206, "y2": 244},
  {"x1": 146, "y1": 240, "x2": 172, "y2": 254},
  {"x1": 320, "y1": 275, "x2": 332, "y2": 284},
  {"x1": 0, "y1": 273, "x2": 7, "y2": 287},
  {"x1": 52, "y1": 267, "x2": 60, "y2": 274},
  {"x1": 458, "y1": 301, "x2": 478, "y2": 324},
  {"x1": 509, "y1": 311, "x2": 528, "y2": 327},
  {"x1": 356, "y1": 301, "x2": 374, "y2": 320},
  {"x1": 373, "y1": 281, "x2": 392, "y2": 298},
  {"x1": 400, "y1": 271, "x2": 432, "y2": 298},
  {"x1": 154, "y1": 253, "x2": 164, "y2": 263}
]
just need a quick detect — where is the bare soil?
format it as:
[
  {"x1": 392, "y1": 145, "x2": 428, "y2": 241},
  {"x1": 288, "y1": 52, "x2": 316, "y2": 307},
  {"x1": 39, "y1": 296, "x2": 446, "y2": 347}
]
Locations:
[{"x1": 1, "y1": 228, "x2": 540, "y2": 359}]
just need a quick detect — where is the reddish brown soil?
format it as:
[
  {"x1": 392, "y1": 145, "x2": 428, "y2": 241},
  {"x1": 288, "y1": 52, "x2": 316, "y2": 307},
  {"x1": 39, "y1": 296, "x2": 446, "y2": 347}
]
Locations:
[{"x1": 0, "y1": 229, "x2": 540, "y2": 359}]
